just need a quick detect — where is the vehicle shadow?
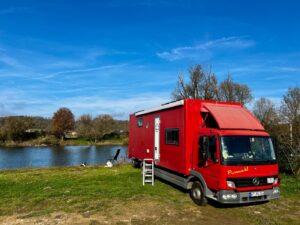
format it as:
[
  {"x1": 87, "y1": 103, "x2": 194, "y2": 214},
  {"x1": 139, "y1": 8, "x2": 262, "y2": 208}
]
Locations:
[{"x1": 207, "y1": 199, "x2": 269, "y2": 208}]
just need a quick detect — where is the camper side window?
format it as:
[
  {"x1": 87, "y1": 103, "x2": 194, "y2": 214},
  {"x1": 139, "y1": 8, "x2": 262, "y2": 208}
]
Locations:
[
  {"x1": 165, "y1": 128, "x2": 179, "y2": 145},
  {"x1": 137, "y1": 118, "x2": 143, "y2": 127}
]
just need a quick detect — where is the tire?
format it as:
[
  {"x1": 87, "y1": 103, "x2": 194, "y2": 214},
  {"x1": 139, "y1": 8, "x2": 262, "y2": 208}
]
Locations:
[
  {"x1": 131, "y1": 159, "x2": 141, "y2": 168},
  {"x1": 190, "y1": 181, "x2": 207, "y2": 206}
]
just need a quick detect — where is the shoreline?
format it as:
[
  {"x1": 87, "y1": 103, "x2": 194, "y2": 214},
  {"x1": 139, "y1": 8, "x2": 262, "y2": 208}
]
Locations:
[
  {"x1": 0, "y1": 162, "x2": 129, "y2": 172},
  {"x1": 0, "y1": 140, "x2": 128, "y2": 148}
]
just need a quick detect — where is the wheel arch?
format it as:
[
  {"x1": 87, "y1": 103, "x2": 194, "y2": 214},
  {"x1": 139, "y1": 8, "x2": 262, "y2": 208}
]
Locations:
[{"x1": 188, "y1": 170, "x2": 214, "y2": 197}]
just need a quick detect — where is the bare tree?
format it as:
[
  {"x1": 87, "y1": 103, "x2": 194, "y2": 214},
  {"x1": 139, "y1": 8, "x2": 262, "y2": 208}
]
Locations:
[
  {"x1": 253, "y1": 98, "x2": 279, "y2": 127},
  {"x1": 279, "y1": 87, "x2": 300, "y2": 175},
  {"x1": 203, "y1": 68, "x2": 219, "y2": 100},
  {"x1": 93, "y1": 114, "x2": 115, "y2": 142},
  {"x1": 281, "y1": 87, "x2": 300, "y2": 123},
  {"x1": 2, "y1": 116, "x2": 33, "y2": 141},
  {"x1": 280, "y1": 87, "x2": 300, "y2": 147},
  {"x1": 172, "y1": 64, "x2": 218, "y2": 100},
  {"x1": 51, "y1": 108, "x2": 75, "y2": 140},
  {"x1": 219, "y1": 75, "x2": 252, "y2": 105},
  {"x1": 76, "y1": 114, "x2": 95, "y2": 141}
]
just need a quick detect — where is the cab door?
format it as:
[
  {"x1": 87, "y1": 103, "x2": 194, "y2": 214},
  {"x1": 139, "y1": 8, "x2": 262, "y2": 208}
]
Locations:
[{"x1": 196, "y1": 130, "x2": 220, "y2": 190}]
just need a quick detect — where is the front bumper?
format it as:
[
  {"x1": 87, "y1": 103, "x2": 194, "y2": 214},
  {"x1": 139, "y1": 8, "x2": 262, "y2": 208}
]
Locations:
[{"x1": 216, "y1": 187, "x2": 280, "y2": 204}]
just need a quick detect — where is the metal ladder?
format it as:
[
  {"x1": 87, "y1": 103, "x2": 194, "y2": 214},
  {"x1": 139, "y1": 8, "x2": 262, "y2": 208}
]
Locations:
[{"x1": 142, "y1": 158, "x2": 154, "y2": 186}]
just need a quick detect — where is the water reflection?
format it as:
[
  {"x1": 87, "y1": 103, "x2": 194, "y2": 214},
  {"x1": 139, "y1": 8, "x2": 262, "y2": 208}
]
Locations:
[{"x1": 0, "y1": 145, "x2": 128, "y2": 170}]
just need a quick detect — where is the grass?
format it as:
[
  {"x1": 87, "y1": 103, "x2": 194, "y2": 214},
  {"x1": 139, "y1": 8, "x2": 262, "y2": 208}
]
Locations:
[
  {"x1": 0, "y1": 165, "x2": 173, "y2": 216},
  {"x1": 0, "y1": 165, "x2": 299, "y2": 225},
  {"x1": 279, "y1": 174, "x2": 300, "y2": 197},
  {"x1": 63, "y1": 137, "x2": 128, "y2": 145}
]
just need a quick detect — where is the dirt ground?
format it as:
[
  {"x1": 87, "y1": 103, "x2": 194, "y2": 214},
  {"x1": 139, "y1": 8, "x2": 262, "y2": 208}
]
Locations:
[{"x1": 0, "y1": 200, "x2": 263, "y2": 225}]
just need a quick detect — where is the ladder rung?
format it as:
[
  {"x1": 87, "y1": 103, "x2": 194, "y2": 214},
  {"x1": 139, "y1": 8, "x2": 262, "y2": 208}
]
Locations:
[{"x1": 142, "y1": 159, "x2": 154, "y2": 186}]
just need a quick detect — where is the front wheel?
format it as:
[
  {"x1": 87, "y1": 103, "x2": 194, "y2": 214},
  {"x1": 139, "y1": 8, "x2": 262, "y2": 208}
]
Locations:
[{"x1": 190, "y1": 181, "x2": 207, "y2": 206}]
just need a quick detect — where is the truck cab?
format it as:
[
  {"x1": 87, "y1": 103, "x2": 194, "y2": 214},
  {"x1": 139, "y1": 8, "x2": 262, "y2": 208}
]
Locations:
[{"x1": 191, "y1": 128, "x2": 280, "y2": 204}]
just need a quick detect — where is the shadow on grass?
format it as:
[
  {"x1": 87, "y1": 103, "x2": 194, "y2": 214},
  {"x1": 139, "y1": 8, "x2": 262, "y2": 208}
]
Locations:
[{"x1": 207, "y1": 199, "x2": 269, "y2": 208}]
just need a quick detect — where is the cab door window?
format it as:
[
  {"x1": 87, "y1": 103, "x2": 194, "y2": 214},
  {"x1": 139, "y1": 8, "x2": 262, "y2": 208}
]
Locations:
[
  {"x1": 208, "y1": 136, "x2": 217, "y2": 162},
  {"x1": 198, "y1": 135, "x2": 217, "y2": 163},
  {"x1": 198, "y1": 136, "x2": 208, "y2": 162}
]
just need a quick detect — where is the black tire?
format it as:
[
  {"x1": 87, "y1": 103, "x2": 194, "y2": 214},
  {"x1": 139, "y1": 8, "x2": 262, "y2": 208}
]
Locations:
[
  {"x1": 190, "y1": 181, "x2": 207, "y2": 206},
  {"x1": 131, "y1": 159, "x2": 141, "y2": 168}
]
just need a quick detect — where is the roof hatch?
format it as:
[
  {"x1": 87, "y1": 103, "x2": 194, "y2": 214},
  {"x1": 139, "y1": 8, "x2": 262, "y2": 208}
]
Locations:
[{"x1": 202, "y1": 103, "x2": 264, "y2": 131}]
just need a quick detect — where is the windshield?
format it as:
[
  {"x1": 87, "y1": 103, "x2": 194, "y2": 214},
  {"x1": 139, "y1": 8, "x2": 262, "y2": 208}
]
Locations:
[{"x1": 221, "y1": 136, "x2": 276, "y2": 165}]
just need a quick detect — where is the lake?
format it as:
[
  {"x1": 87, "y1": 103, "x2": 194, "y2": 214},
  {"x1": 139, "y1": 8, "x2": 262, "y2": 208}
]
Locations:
[{"x1": 0, "y1": 145, "x2": 128, "y2": 170}]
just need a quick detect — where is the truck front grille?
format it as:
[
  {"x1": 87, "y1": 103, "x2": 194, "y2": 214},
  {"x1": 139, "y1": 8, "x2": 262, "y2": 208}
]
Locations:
[{"x1": 227, "y1": 176, "x2": 275, "y2": 188}]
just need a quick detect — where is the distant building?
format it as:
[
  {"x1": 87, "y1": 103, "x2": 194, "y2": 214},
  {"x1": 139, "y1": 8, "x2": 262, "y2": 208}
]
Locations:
[{"x1": 64, "y1": 131, "x2": 78, "y2": 138}]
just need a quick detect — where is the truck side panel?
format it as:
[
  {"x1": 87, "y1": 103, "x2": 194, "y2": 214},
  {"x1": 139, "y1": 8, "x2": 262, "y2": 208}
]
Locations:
[
  {"x1": 128, "y1": 114, "x2": 154, "y2": 160},
  {"x1": 129, "y1": 106, "x2": 187, "y2": 174}
]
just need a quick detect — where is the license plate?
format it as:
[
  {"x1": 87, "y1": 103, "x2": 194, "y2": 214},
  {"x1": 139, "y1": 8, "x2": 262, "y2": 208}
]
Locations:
[{"x1": 249, "y1": 191, "x2": 264, "y2": 197}]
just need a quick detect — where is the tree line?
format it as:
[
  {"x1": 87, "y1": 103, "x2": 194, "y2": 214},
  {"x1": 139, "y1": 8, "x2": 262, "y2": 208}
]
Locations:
[
  {"x1": 0, "y1": 109, "x2": 128, "y2": 144},
  {"x1": 172, "y1": 64, "x2": 300, "y2": 176}
]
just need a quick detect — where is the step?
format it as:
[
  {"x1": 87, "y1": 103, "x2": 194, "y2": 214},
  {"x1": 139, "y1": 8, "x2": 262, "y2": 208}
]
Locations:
[{"x1": 143, "y1": 159, "x2": 154, "y2": 186}]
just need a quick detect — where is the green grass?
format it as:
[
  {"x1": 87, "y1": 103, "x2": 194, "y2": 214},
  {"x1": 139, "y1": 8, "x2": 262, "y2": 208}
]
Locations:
[
  {"x1": 0, "y1": 165, "x2": 178, "y2": 216},
  {"x1": 63, "y1": 137, "x2": 128, "y2": 145},
  {"x1": 280, "y1": 174, "x2": 300, "y2": 197},
  {"x1": 0, "y1": 165, "x2": 299, "y2": 225}
]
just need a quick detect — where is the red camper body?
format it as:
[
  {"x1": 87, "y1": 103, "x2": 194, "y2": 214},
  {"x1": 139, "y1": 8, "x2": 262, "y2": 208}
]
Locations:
[{"x1": 128, "y1": 99, "x2": 280, "y2": 205}]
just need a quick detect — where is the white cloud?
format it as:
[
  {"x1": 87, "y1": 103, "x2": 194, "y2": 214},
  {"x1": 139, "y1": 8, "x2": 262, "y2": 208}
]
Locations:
[
  {"x1": 39, "y1": 63, "x2": 129, "y2": 79},
  {"x1": 55, "y1": 93, "x2": 170, "y2": 119},
  {"x1": 157, "y1": 36, "x2": 255, "y2": 61},
  {"x1": 0, "y1": 88, "x2": 170, "y2": 119},
  {"x1": 0, "y1": 50, "x2": 23, "y2": 68}
]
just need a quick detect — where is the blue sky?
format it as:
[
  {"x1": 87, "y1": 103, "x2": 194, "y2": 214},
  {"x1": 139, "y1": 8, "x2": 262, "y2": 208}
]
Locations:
[{"x1": 0, "y1": 0, "x2": 299, "y2": 119}]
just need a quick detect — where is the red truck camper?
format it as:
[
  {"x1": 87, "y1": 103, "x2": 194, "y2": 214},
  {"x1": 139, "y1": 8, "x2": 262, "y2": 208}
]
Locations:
[{"x1": 128, "y1": 99, "x2": 280, "y2": 205}]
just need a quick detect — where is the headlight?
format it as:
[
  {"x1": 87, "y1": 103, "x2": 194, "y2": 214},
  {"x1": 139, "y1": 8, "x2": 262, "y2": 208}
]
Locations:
[
  {"x1": 267, "y1": 177, "x2": 274, "y2": 184},
  {"x1": 274, "y1": 178, "x2": 279, "y2": 184},
  {"x1": 222, "y1": 194, "x2": 238, "y2": 200},
  {"x1": 231, "y1": 194, "x2": 237, "y2": 199},
  {"x1": 226, "y1": 181, "x2": 236, "y2": 188}
]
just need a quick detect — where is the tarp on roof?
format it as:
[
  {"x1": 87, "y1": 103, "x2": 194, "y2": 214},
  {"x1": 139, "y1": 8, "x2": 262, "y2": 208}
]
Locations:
[{"x1": 202, "y1": 103, "x2": 264, "y2": 130}]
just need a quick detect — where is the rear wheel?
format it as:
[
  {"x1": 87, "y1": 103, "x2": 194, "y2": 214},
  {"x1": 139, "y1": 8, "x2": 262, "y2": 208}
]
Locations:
[
  {"x1": 190, "y1": 181, "x2": 207, "y2": 206},
  {"x1": 131, "y1": 159, "x2": 141, "y2": 168}
]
